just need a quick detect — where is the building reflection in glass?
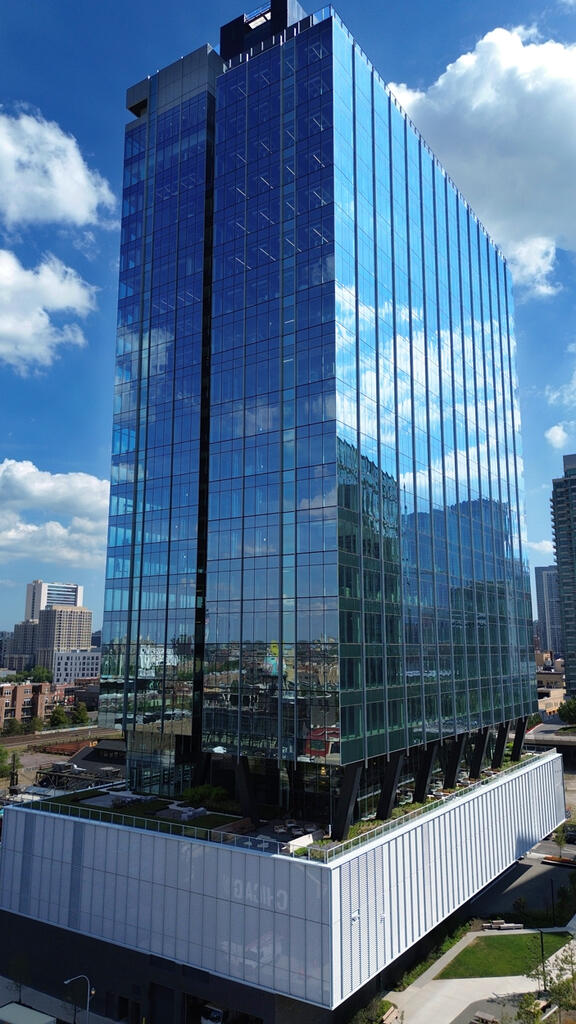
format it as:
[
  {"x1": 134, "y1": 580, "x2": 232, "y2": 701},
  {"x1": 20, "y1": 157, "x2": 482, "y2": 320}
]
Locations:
[{"x1": 100, "y1": 8, "x2": 533, "y2": 805}]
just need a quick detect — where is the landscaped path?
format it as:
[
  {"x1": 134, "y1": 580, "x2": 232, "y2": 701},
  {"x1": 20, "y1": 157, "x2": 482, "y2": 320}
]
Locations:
[{"x1": 387, "y1": 919, "x2": 576, "y2": 1024}]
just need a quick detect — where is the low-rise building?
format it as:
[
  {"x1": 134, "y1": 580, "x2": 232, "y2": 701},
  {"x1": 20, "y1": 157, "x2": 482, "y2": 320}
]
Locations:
[
  {"x1": 53, "y1": 649, "x2": 101, "y2": 685},
  {"x1": 68, "y1": 682, "x2": 100, "y2": 711},
  {"x1": 0, "y1": 681, "x2": 51, "y2": 730}
]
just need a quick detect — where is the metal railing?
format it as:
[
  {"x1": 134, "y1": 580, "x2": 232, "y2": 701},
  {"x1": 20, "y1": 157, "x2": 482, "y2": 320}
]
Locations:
[{"x1": 10, "y1": 750, "x2": 553, "y2": 863}]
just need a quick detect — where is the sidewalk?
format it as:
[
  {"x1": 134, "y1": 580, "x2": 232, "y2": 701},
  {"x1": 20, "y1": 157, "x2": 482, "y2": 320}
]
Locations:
[
  {"x1": 0, "y1": 976, "x2": 117, "y2": 1024},
  {"x1": 386, "y1": 915, "x2": 576, "y2": 1024}
]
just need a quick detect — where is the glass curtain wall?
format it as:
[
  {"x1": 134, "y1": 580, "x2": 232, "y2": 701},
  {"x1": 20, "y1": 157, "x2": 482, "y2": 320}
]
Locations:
[
  {"x1": 101, "y1": 7, "x2": 533, "y2": 797},
  {"x1": 204, "y1": 17, "x2": 339, "y2": 763},
  {"x1": 101, "y1": 55, "x2": 221, "y2": 790},
  {"x1": 331, "y1": 13, "x2": 532, "y2": 763}
]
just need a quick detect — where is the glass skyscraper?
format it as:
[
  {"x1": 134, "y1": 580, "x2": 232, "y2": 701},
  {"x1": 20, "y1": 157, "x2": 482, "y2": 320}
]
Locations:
[
  {"x1": 101, "y1": 0, "x2": 534, "y2": 825},
  {"x1": 1, "y1": 5, "x2": 563, "y2": 1022}
]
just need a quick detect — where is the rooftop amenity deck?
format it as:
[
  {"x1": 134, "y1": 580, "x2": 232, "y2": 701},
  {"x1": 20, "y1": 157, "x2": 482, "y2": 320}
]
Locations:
[{"x1": 4, "y1": 751, "x2": 551, "y2": 863}]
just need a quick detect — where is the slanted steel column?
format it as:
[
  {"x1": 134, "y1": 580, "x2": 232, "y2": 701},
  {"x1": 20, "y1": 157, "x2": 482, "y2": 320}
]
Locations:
[
  {"x1": 511, "y1": 716, "x2": 528, "y2": 762},
  {"x1": 413, "y1": 741, "x2": 440, "y2": 804},
  {"x1": 191, "y1": 751, "x2": 211, "y2": 786},
  {"x1": 287, "y1": 761, "x2": 305, "y2": 818},
  {"x1": 491, "y1": 721, "x2": 511, "y2": 769},
  {"x1": 376, "y1": 751, "x2": 405, "y2": 820},
  {"x1": 469, "y1": 726, "x2": 490, "y2": 780},
  {"x1": 443, "y1": 733, "x2": 467, "y2": 789},
  {"x1": 332, "y1": 763, "x2": 363, "y2": 841},
  {"x1": 236, "y1": 755, "x2": 259, "y2": 823}
]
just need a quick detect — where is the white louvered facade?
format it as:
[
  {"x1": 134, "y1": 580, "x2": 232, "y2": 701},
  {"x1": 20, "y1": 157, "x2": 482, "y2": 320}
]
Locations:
[{"x1": 0, "y1": 751, "x2": 565, "y2": 1009}]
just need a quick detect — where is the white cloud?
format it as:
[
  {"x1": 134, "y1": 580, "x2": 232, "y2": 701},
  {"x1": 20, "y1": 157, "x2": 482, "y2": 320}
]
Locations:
[
  {"x1": 389, "y1": 27, "x2": 576, "y2": 296},
  {"x1": 506, "y1": 238, "x2": 559, "y2": 298},
  {"x1": 0, "y1": 249, "x2": 96, "y2": 373},
  {"x1": 545, "y1": 422, "x2": 574, "y2": 449},
  {"x1": 0, "y1": 459, "x2": 109, "y2": 519},
  {"x1": 546, "y1": 369, "x2": 576, "y2": 406},
  {"x1": 0, "y1": 111, "x2": 115, "y2": 229},
  {"x1": 0, "y1": 460, "x2": 109, "y2": 569},
  {"x1": 526, "y1": 539, "x2": 554, "y2": 554}
]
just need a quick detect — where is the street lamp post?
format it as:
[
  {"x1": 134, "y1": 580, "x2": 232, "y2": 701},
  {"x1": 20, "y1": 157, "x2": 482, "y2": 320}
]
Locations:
[
  {"x1": 64, "y1": 975, "x2": 94, "y2": 1024},
  {"x1": 538, "y1": 930, "x2": 548, "y2": 992}
]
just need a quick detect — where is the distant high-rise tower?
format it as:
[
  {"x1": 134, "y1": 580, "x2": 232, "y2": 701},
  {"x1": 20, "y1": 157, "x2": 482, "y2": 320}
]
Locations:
[
  {"x1": 25, "y1": 579, "x2": 83, "y2": 620},
  {"x1": 552, "y1": 455, "x2": 576, "y2": 690},
  {"x1": 535, "y1": 565, "x2": 563, "y2": 655}
]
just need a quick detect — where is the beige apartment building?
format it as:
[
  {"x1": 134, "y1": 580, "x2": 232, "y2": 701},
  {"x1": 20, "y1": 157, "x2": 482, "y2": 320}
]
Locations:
[{"x1": 36, "y1": 606, "x2": 92, "y2": 673}]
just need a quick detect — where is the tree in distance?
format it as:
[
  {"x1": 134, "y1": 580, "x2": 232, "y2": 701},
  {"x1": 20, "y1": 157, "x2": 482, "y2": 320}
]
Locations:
[
  {"x1": 49, "y1": 704, "x2": 68, "y2": 728},
  {"x1": 0, "y1": 747, "x2": 20, "y2": 778},
  {"x1": 26, "y1": 716, "x2": 44, "y2": 734},
  {"x1": 2, "y1": 719, "x2": 23, "y2": 736},
  {"x1": 31, "y1": 666, "x2": 53, "y2": 683},
  {"x1": 70, "y1": 702, "x2": 90, "y2": 726}
]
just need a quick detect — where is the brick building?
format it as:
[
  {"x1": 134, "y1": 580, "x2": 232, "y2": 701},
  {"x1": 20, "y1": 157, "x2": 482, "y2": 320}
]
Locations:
[{"x1": 0, "y1": 681, "x2": 51, "y2": 730}]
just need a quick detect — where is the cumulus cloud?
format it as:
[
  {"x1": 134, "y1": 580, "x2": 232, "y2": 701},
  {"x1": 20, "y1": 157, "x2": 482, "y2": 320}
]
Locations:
[
  {"x1": 0, "y1": 460, "x2": 109, "y2": 568},
  {"x1": 526, "y1": 539, "x2": 554, "y2": 554},
  {"x1": 389, "y1": 27, "x2": 576, "y2": 296},
  {"x1": 0, "y1": 459, "x2": 109, "y2": 519},
  {"x1": 545, "y1": 422, "x2": 574, "y2": 449},
  {"x1": 0, "y1": 249, "x2": 96, "y2": 373},
  {"x1": 0, "y1": 110, "x2": 115, "y2": 229}
]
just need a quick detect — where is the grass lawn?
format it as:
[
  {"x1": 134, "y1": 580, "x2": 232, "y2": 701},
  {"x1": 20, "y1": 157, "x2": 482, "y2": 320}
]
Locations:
[
  {"x1": 437, "y1": 933, "x2": 571, "y2": 978},
  {"x1": 45, "y1": 795, "x2": 239, "y2": 833},
  {"x1": 187, "y1": 813, "x2": 239, "y2": 829}
]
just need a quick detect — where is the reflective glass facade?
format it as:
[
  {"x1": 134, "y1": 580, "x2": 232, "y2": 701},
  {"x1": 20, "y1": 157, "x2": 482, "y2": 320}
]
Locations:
[{"x1": 101, "y1": 4, "x2": 534, "y2": 795}]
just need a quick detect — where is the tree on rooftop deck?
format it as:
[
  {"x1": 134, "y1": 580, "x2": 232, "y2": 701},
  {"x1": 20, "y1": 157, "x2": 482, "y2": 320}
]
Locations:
[{"x1": 558, "y1": 698, "x2": 576, "y2": 725}]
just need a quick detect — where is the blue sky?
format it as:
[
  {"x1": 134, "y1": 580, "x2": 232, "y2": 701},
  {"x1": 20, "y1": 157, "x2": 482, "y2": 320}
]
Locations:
[{"x1": 0, "y1": 0, "x2": 574, "y2": 630}]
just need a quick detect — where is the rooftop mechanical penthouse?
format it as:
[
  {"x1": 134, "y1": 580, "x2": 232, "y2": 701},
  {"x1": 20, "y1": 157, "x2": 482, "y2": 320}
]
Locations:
[{"x1": 0, "y1": 3, "x2": 563, "y2": 1022}]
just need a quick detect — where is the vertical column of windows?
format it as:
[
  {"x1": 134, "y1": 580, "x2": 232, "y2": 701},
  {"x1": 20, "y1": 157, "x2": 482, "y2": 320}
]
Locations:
[
  {"x1": 392, "y1": 102, "x2": 422, "y2": 746},
  {"x1": 204, "y1": 62, "x2": 249, "y2": 756},
  {"x1": 417, "y1": 141, "x2": 445, "y2": 739},
  {"x1": 484, "y1": 245, "x2": 508, "y2": 720},
  {"x1": 374, "y1": 83, "x2": 400, "y2": 752},
  {"x1": 292, "y1": 22, "x2": 338, "y2": 764},
  {"x1": 372, "y1": 83, "x2": 403, "y2": 751},
  {"x1": 370, "y1": 72, "x2": 390, "y2": 756},
  {"x1": 334, "y1": 22, "x2": 363, "y2": 760},
  {"x1": 459, "y1": 197, "x2": 494, "y2": 724},
  {"x1": 499, "y1": 258, "x2": 532, "y2": 712},
  {"x1": 459, "y1": 216, "x2": 481, "y2": 729},
  {"x1": 476, "y1": 232, "x2": 500, "y2": 722},
  {"x1": 101, "y1": 114, "x2": 150, "y2": 728}
]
